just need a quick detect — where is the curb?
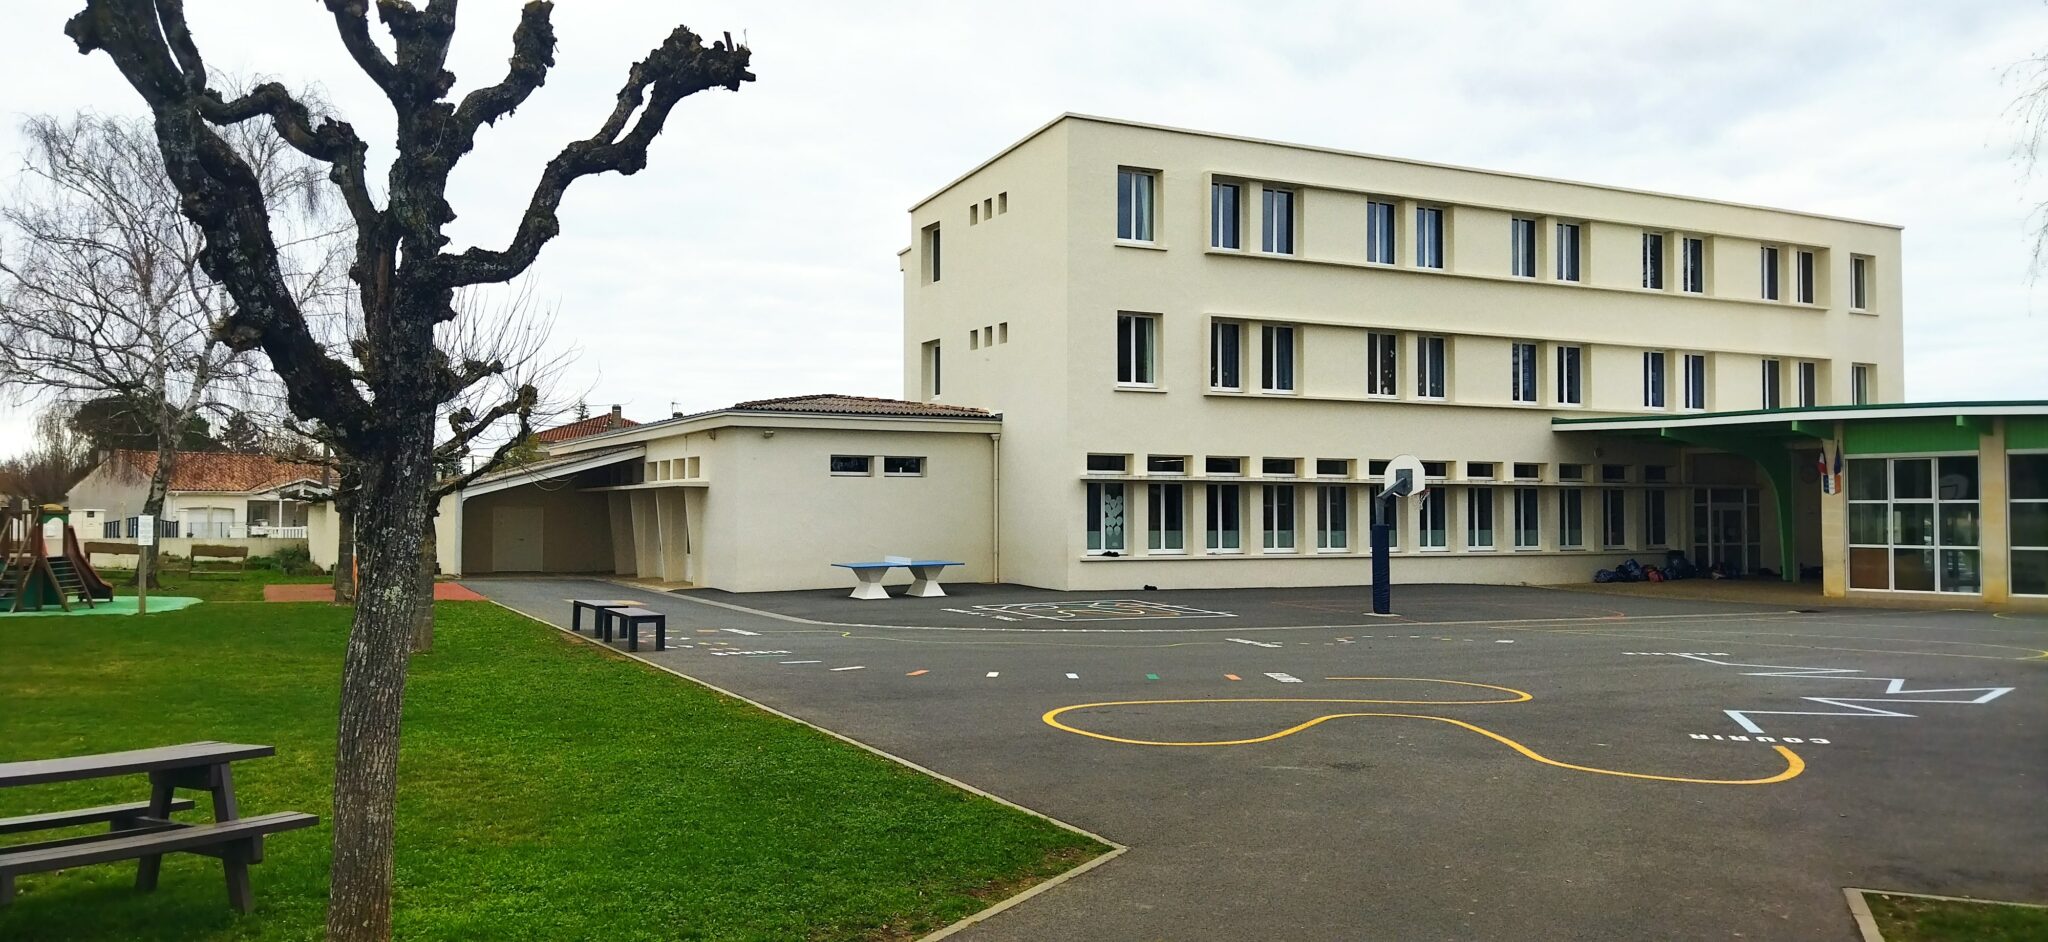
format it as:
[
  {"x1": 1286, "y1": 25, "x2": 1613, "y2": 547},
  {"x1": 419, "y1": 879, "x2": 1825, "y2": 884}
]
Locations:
[
  {"x1": 1844, "y1": 887, "x2": 2048, "y2": 942},
  {"x1": 479, "y1": 595, "x2": 1128, "y2": 941}
]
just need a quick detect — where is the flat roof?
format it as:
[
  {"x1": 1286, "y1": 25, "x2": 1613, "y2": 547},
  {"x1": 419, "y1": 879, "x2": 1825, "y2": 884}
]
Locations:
[
  {"x1": 911, "y1": 114, "x2": 1902, "y2": 230},
  {"x1": 1553, "y1": 400, "x2": 2048, "y2": 433}
]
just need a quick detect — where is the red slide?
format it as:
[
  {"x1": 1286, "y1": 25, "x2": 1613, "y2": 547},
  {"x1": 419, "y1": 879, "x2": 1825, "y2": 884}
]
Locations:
[{"x1": 60, "y1": 525, "x2": 116, "y2": 601}]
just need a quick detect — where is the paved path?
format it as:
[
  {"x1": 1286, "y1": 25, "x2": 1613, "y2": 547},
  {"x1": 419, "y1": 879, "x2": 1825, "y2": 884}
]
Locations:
[{"x1": 465, "y1": 578, "x2": 2048, "y2": 941}]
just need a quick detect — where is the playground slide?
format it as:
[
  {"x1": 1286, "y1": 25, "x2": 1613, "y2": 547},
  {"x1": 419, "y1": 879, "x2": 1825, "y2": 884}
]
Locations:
[{"x1": 59, "y1": 525, "x2": 116, "y2": 601}]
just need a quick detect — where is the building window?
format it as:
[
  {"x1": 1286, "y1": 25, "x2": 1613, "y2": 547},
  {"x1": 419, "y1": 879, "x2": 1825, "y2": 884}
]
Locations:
[
  {"x1": 1316, "y1": 485, "x2": 1348, "y2": 551},
  {"x1": 1642, "y1": 351, "x2": 1666, "y2": 409},
  {"x1": 829, "y1": 455, "x2": 872, "y2": 475},
  {"x1": 1261, "y1": 324, "x2": 1296, "y2": 392},
  {"x1": 1369, "y1": 484, "x2": 1400, "y2": 549},
  {"x1": 1262, "y1": 458, "x2": 1299, "y2": 477},
  {"x1": 1419, "y1": 488, "x2": 1448, "y2": 550},
  {"x1": 1146, "y1": 455, "x2": 1187, "y2": 475},
  {"x1": 1211, "y1": 181, "x2": 1241, "y2": 249},
  {"x1": 1513, "y1": 488, "x2": 1540, "y2": 549},
  {"x1": 1848, "y1": 456, "x2": 1980, "y2": 593},
  {"x1": 1797, "y1": 361, "x2": 1819, "y2": 407},
  {"x1": 1795, "y1": 250, "x2": 1816, "y2": 304},
  {"x1": 1850, "y1": 255, "x2": 1870, "y2": 310},
  {"x1": 1513, "y1": 463, "x2": 1542, "y2": 481},
  {"x1": 1559, "y1": 463, "x2": 1585, "y2": 482},
  {"x1": 1207, "y1": 484, "x2": 1243, "y2": 552},
  {"x1": 923, "y1": 224, "x2": 942, "y2": 282},
  {"x1": 1316, "y1": 459, "x2": 1350, "y2": 477},
  {"x1": 1602, "y1": 489, "x2": 1628, "y2": 548},
  {"x1": 923, "y1": 340, "x2": 942, "y2": 397},
  {"x1": 1510, "y1": 218, "x2": 1537, "y2": 277},
  {"x1": 1261, "y1": 188, "x2": 1295, "y2": 254},
  {"x1": 1555, "y1": 222, "x2": 1581, "y2": 282},
  {"x1": 1116, "y1": 312, "x2": 1158, "y2": 386},
  {"x1": 1116, "y1": 167, "x2": 1155, "y2": 242},
  {"x1": 1263, "y1": 485, "x2": 1297, "y2": 551},
  {"x1": 1555, "y1": 345, "x2": 1583, "y2": 406},
  {"x1": 1086, "y1": 453, "x2": 1129, "y2": 474},
  {"x1": 1148, "y1": 483, "x2": 1185, "y2": 553},
  {"x1": 1645, "y1": 489, "x2": 1669, "y2": 547},
  {"x1": 1087, "y1": 482, "x2": 1127, "y2": 554},
  {"x1": 1760, "y1": 246, "x2": 1780, "y2": 300},
  {"x1": 1467, "y1": 462, "x2": 1495, "y2": 479},
  {"x1": 1366, "y1": 200, "x2": 1395, "y2": 264},
  {"x1": 1367, "y1": 331, "x2": 1398, "y2": 397},
  {"x1": 1415, "y1": 206, "x2": 1445, "y2": 269},
  {"x1": 1682, "y1": 353, "x2": 1707, "y2": 410},
  {"x1": 1761, "y1": 359, "x2": 1782, "y2": 410},
  {"x1": 1206, "y1": 456, "x2": 1244, "y2": 476},
  {"x1": 1417, "y1": 335, "x2": 1447, "y2": 399},
  {"x1": 1641, "y1": 232, "x2": 1664, "y2": 289},
  {"x1": 1852, "y1": 363, "x2": 1873, "y2": 405},
  {"x1": 1559, "y1": 489, "x2": 1584, "y2": 548},
  {"x1": 883, "y1": 456, "x2": 925, "y2": 476},
  {"x1": 2011, "y1": 454, "x2": 2048, "y2": 596},
  {"x1": 1644, "y1": 465, "x2": 1669, "y2": 483},
  {"x1": 1680, "y1": 237, "x2": 1705, "y2": 293},
  {"x1": 1511, "y1": 342, "x2": 1538, "y2": 403},
  {"x1": 1211, "y1": 320, "x2": 1242, "y2": 390},
  {"x1": 1466, "y1": 488, "x2": 1495, "y2": 550},
  {"x1": 1601, "y1": 464, "x2": 1630, "y2": 483}
]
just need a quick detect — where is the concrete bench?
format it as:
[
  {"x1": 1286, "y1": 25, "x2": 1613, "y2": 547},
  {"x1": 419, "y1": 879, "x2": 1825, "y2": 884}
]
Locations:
[
  {"x1": 601, "y1": 607, "x2": 667, "y2": 652},
  {"x1": 830, "y1": 559, "x2": 964, "y2": 600}
]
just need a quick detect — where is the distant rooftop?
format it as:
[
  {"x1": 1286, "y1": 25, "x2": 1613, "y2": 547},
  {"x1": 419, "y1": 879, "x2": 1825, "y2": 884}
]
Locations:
[
  {"x1": 535, "y1": 405, "x2": 639, "y2": 443},
  {"x1": 728, "y1": 394, "x2": 995, "y2": 419}
]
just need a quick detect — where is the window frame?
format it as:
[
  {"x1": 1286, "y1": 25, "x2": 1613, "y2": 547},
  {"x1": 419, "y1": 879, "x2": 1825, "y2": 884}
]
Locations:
[
  {"x1": 1681, "y1": 353, "x2": 1708, "y2": 411},
  {"x1": 1466, "y1": 487, "x2": 1495, "y2": 551},
  {"x1": 923, "y1": 223, "x2": 942, "y2": 283},
  {"x1": 1761, "y1": 358, "x2": 1782, "y2": 410},
  {"x1": 1642, "y1": 351, "x2": 1667, "y2": 409},
  {"x1": 1418, "y1": 487, "x2": 1449, "y2": 551},
  {"x1": 882, "y1": 456, "x2": 925, "y2": 477},
  {"x1": 1210, "y1": 319, "x2": 1243, "y2": 391},
  {"x1": 1260, "y1": 323, "x2": 1297, "y2": 393},
  {"x1": 1115, "y1": 312, "x2": 1159, "y2": 387},
  {"x1": 1797, "y1": 361, "x2": 1819, "y2": 407},
  {"x1": 1315, "y1": 484, "x2": 1349, "y2": 552},
  {"x1": 1116, "y1": 167, "x2": 1156, "y2": 243},
  {"x1": 1260, "y1": 187, "x2": 1296, "y2": 255},
  {"x1": 1086, "y1": 481, "x2": 1127, "y2": 555},
  {"x1": 1415, "y1": 205, "x2": 1445, "y2": 269},
  {"x1": 829, "y1": 455, "x2": 873, "y2": 476},
  {"x1": 1852, "y1": 363, "x2": 1873, "y2": 406},
  {"x1": 1760, "y1": 245, "x2": 1781, "y2": 301},
  {"x1": 1555, "y1": 222, "x2": 1582, "y2": 282},
  {"x1": 2010, "y1": 452, "x2": 2048, "y2": 597},
  {"x1": 1365, "y1": 200, "x2": 1396, "y2": 264},
  {"x1": 1641, "y1": 232, "x2": 1664, "y2": 290},
  {"x1": 1210, "y1": 180, "x2": 1241, "y2": 250},
  {"x1": 1262, "y1": 484, "x2": 1298, "y2": 551},
  {"x1": 1510, "y1": 217, "x2": 1537, "y2": 278},
  {"x1": 1148, "y1": 482, "x2": 1186, "y2": 554},
  {"x1": 1555, "y1": 345, "x2": 1583, "y2": 406},
  {"x1": 1513, "y1": 487, "x2": 1541, "y2": 549},
  {"x1": 1416, "y1": 335, "x2": 1447, "y2": 400},
  {"x1": 1850, "y1": 255, "x2": 1869, "y2": 311},
  {"x1": 1511, "y1": 341, "x2": 1538, "y2": 404},
  {"x1": 1558, "y1": 488, "x2": 1585, "y2": 549},
  {"x1": 1847, "y1": 455, "x2": 1982, "y2": 594},
  {"x1": 1795, "y1": 250, "x2": 1816, "y2": 304},
  {"x1": 1366, "y1": 330, "x2": 1398, "y2": 398},
  {"x1": 1206, "y1": 483, "x2": 1244, "y2": 553},
  {"x1": 1602, "y1": 488, "x2": 1628, "y2": 548},
  {"x1": 1679, "y1": 236, "x2": 1705, "y2": 293}
]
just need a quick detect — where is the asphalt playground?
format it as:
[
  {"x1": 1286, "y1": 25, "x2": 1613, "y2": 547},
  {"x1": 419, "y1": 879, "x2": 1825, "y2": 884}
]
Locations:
[{"x1": 464, "y1": 577, "x2": 2048, "y2": 942}]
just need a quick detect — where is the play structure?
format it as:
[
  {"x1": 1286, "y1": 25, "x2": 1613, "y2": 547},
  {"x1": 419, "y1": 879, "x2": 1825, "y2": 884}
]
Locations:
[{"x1": 1, "y1": 504, "x2": 116, "y2": 612}]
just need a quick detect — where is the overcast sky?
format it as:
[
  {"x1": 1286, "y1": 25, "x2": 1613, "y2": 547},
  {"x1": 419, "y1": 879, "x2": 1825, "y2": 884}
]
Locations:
[{"x1": 4, "y1": 1, "x2": 2048, "y2": 456}]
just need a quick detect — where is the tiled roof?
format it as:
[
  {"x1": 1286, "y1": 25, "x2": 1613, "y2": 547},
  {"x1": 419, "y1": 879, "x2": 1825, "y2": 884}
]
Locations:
[
  {"x1": 111, "y1": 450, "x2": 331, "y2": 494},
  {"x1": 727, "y1": 394, "x2": 995, "y2": 419},
  {"x1": 534, "y1": 411, "x2": 640, "y2": 442}
]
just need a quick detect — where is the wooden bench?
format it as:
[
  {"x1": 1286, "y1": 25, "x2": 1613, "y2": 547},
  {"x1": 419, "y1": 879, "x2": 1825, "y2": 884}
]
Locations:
[
  {"x1": 0, "y1": 812, "x2": 317, "y2": 910},
  {"x1": 82, "y1": 541, "x2": 142, "y2": 568},
  {"x1": 569, "y1": 599, "x2": 637, "y2": 634},
  {"x1": 600, "y1": 607, "x2": 667, "y2": 652},
  {"x1": 186, "y1": 544, "x2": 248, "y2": 572}
]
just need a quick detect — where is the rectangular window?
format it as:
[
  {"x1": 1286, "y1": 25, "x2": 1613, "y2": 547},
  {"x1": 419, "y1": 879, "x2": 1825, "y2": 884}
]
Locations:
[
  {"x1": 1087, "y1": 482, "x2": 1127, "y2": 554},
  {"x1": 1422, "y1": 461, "x2": 1449, "y2": 479},
  {"x1": 1645, "y1": 489, "x2": 1669, "y2": 547},
  {"x1": 1513, "y1": 463, "x2": 1542, "y2": 481},
  {"x1": 924, "y1": 340, "x2": 943, "y2": 397},
  {"x1": 1797, "y1": 361, "x2": 1819, "y2": 407},
  {"x1": 1511, "y1": 342, "x2": 1538, "y2": 403},
  {"x1": 1210, "y1": 320, "x2": 1242, "y2": 390},
  {"x1": 1466, "y1": 488, "x2": 1495, "y2": 549},
  {"x1": 1466, "y1": 462, "x2": 1496, "y2": 480},
  {"x1": 1146, "y1": 455, "x2": 1187, "y2": 475},
  {"x1": 1206, "y1": 484, "x2": 1243, "y2": 552},
  {"x1": 1848, "y1": 456, "x2": 1981, "y2": 593},
  {"x1": 1601, "y1": 464, "x2": 1630, "y2": 483},
  {"x1": 1417, "y1": 336, "x2": 1447, "y2": 399},
  {"x1": 1559, "y1": 489, "x2": 1584, "y2": 548},
  {"x1": 1116, "y1": 312, "x2": 1158, "y2": 386},
  {"x1": 1148, "y1": 483, "x2": 1185, "y2": 553},
  {"x1": 883, "y1": 456, "x2": 925, "y2": 476},
  {"x1": 1085, "y1": 453, "x2": 1129, "y2": 474},
  {"x1": 1513, "y1": 488, "x2": 1540, "y2": 548},
  {"x1": 1316, "y1": 459, "x2": 1350, "y2": 477},
  {"x1": 1419, "y1": 488, "x2": 1448, "y2": 550},
  {"x1": 1850, "y1": 255, "x2": 1870, "y2": 310},
  {"x1": 1366, "y1": 200, "x2": 1396, "y2": 264},
  {"x1": 2011, "y1": 454, "x2": 2048, "y2": 596},
  {"x1": 1559, "y1": 463, "x2": 1585, "y2": 481},
  {"x1": 1210, "y1": 181, "x2": 1240, "y2": 249},
  {"x1": 1206, "y1": 456, "x2": 1243, "y2": 476},
  {"x1": 1261, "y1": 324, "x2": 1296, "y2": 392},
  {"x1": 923, "y1": 224, "x2": 942, "y2": 282},
  {"x1": 1796, "y1": 250, "x2": 1816, "y2": 303},
  {"x1": 1642, "y1": 351, "x2": 1666, "y2": 409},
  {"x1": 1262, "y1": 458, "x2": 1299, "y2": 477},
  {"x1": 1602, "y1": 489, "x2": 1628, "y2": 547},
  {"x1": 1761, "y1": 359, "x2": 1782, "y2": 410},
  {"x1": 1555, "y1": 223, "x2": 1581, "y2": 281},
  {"x1": 1415, "y1": 206, "x2": 1445, "y2": 269},
  {"x1": 1261, "y1": 188, "x2": 1295, "y2": 254},
  {"x1": 1116, "y1": 168, "x2": 1155, "y2": 242},
  {"x1": 1263, "y1": 485, "x2": 1297, "y2": 551},
  {"x1": 1680, "y1": 237, "x2": 1705, "y2": 293},
  {"x1": 1511, "y1": 218, "x2": 1537, "y2": 277},
  {"x1": 1644, "y1": 465, "x2": 1669, "y2": 483},
  {"x1": 1682, "y1": 353, "x2": 1707, "y2": 410},
  {"x1": 829, "y1": 455, "x2": 872, "y2": 475},
  {"x1": 1367, "y1": 331, "x2": 1398, "y2": 397},
  {"x1": 1760, "y1": 246, "x2": 1781, "y2": 300},
  {"x1": 1316, "y1": 485, "x2": 1349, "y2": 550},
  {"x1": 1641, "y1": 232, "x2": 1664, "y2": 289},
  {"x1": 1852, "y1": 364, "x2": 1873, "y2": 405},
  {"x1": 1555, "y1": 345, "x2": 1583, "y2": 405}
]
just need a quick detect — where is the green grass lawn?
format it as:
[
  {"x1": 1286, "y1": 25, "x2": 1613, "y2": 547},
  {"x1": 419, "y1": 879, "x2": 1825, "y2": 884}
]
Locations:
[
  {"x1": 1866, "y1": 892, "x2": 2048, "y2": 941},
  {"x1": 0, "y1": 601, "x2": 1104, "y2": 941},
  {"x1": 93, "y1": 567, "x2": 331, "y2": 602}
]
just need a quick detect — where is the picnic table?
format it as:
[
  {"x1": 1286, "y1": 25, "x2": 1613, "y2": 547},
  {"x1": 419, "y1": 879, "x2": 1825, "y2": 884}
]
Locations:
[
  {"x1": 830, "y1": 559, "x2": 964, "y2": 600},
  {"x1": 0, "y1": 741, "x2": 316, "y2": 912}
]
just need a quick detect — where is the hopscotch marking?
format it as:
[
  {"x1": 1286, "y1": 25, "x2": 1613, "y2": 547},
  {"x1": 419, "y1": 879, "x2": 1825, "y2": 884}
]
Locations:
[
  {"x1": 1670, "y1": 654, "x2": 2015, "y2": 734},
  {"x1": 1229, "y1": 638, "x2": 1283, "y2": 648},
  {"x1": 722, "y1": 628, "x2": 761, "y2": 636},
  {"x1": 1264, "y1": 672, "x2": 1303, "y2": 684}
]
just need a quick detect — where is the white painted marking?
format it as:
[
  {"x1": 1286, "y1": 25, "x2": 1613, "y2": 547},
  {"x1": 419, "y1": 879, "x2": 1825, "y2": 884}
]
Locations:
[
  {"x1": 986, "y1": 671, "x2": 1000, "y2": 678},
  {"x1": 1669, "y1": 654, "x2": 2016, "y2": 735},
  {"x1": 1264, "y1": 672, "x2": 1303, "y2": 684},
  {"x1": 722, "y1": 628, "x2": 761, "y2": 636},
  {"x1": 779, "y1": 660, "x2": 821, "y2": 664},
  {"x1": 830, "y1": 665, "x2": 866, "y2": 672},
  {"x1": 1495, "y1": 640, "x2": 1514, "y2": 644},
  {"x1": 1065, "y1": 672, "x2": 1079, "y2": 680},
  {"x1": 1228, "y1": 638, "x2": 1283, "y2": 648}
]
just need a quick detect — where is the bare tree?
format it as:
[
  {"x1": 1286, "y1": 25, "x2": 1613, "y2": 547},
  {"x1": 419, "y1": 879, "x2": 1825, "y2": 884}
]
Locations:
[
  {"x1": 60, "y1": 5, "x2": 752, "y2": 938},
  {"x1": 0, "y1": 408, "x2": 99, "y2": 507},
  {"x1": 0, "y1": 108, "x2": 334, "y2": 583}
]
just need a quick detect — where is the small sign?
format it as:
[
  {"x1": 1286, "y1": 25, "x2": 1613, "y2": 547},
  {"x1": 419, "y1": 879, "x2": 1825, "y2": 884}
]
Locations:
[{"x1": 137, "y1": 514, "x2": 156, "y2": 546}]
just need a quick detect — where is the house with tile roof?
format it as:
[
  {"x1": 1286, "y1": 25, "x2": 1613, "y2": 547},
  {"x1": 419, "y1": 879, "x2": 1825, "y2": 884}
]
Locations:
[
  {"x1": 70, "y1": 449, "x2": 332, "y2": 541},
  {"x1": 533, "y1": 404, "x2": 639, "y2": 443}
]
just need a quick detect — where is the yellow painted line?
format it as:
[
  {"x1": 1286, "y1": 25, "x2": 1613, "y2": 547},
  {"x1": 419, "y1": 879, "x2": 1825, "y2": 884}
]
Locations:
[{"x1": 907, "y1": 669, "x2": 928, "y2": 677}]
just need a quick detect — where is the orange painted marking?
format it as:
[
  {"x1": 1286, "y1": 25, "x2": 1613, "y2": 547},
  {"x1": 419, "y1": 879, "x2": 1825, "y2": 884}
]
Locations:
[
  {"x1": 907, "y1": 669, "x2": 929, "y2": 677},
  {"x1": 1224, "y1": 674, "x2": 1242, "y2": 681}
]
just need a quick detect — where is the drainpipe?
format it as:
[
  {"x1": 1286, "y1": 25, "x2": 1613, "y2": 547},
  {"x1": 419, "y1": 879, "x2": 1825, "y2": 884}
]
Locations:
[{"x1": 989, "y1": 432, "x2": 1001, "y2": 583}]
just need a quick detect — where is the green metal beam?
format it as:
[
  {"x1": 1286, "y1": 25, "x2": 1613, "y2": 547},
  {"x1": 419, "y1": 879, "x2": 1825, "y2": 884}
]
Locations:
[
  {"x1": 1956, "y1": 414, "x2": 1993, "y2": 437},
  {"x1": 1787, "y1": 420, "x2": 1833, "y2": 441},
  {"x1": 1658, "y1": 427, "x2": 1801, "y2": 582}
]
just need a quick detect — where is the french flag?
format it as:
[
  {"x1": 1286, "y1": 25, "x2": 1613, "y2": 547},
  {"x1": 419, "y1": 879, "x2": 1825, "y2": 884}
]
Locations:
[{"x1": 1817, "y1": 449, "x2": 1834, "y2": 494}]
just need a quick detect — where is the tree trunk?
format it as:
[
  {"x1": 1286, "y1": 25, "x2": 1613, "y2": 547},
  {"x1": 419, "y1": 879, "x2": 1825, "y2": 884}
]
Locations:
[
  {"x1": 411, "y1": 516, "x2": 435, "y2": 653},
  {"x1": 333, "y1": 490, "x2": 356, "y2": 603},
  {"x1": 134, "y1": 444, "x2": 173, "y2": 588},
  {"x1": 326, "y1": 418, "x2": 435, "y2": 942}
]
